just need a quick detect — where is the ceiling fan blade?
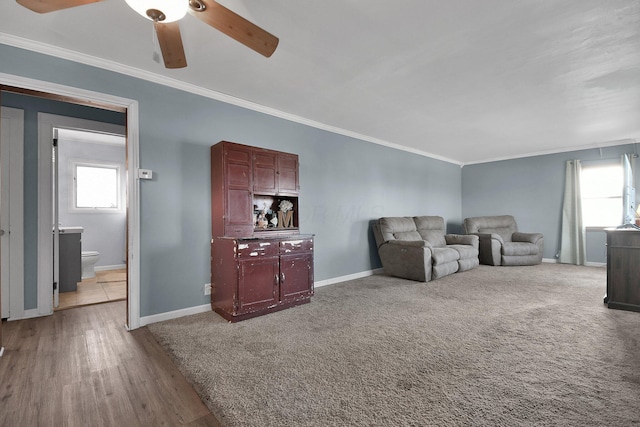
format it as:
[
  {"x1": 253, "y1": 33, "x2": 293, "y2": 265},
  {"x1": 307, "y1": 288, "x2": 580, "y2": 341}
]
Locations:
[
  {"x1": 188, "y1": 0, "x2": 279, "y2": 57},
  {"x1": 16, "y1": 0, "x2": 102, "y2": 13},
  {"x1": 153, "y1": 21, "x2": 187, "y2": 69}
]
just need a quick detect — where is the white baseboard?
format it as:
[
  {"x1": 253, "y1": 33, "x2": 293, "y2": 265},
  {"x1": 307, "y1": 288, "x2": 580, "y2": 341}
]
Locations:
[
  {"x1": 21, "y1": 308, "x2": 43, "y2": 319},
  {"x1": 315, "y1": 268, "x2": 385, "y2": 288},
  {"x1": 543, "y1": 258, "x2": 605, "y2": 268},
  {"x1": 140, "y1": 269, "x2": 386, "y2": 326},
  {"x1": 95, "y1": 264, "x2": 126, "y2": 272},
  {"x1": 585, "y1": 261, "x2": 606, "y2": 268},
  {"x1": 140, "y1": 303, "x2": 211, "y2": 327},
  {"x1": 7, "y1": 308, "x2": 45, "y2": 322},
  {"x1": 5, "y1": 307, "x2": 46, "y2": 322}
]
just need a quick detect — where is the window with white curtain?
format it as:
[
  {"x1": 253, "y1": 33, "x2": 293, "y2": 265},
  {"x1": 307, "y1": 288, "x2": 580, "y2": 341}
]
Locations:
[{"x1": 581, "y1": 163, "x2": 623, "y2": 227}]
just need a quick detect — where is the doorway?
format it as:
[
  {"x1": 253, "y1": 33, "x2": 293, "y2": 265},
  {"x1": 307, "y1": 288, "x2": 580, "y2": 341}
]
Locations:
[
  {"x1": 52, "y1": 126, "x2": 127, "y2": 311},
  {"x1": 0, "y1": 73, "x2": 141, "y2": 331}
]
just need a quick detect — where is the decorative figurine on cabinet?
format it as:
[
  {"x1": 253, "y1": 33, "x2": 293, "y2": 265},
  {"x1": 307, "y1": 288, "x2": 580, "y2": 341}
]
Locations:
[{"x1": 257, "y1": 210, "x2": 268, "y2": 229}]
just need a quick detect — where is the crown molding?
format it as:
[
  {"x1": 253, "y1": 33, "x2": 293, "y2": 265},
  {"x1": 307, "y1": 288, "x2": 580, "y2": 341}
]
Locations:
[
  {"x1": 462, "y1": 138, "x2": 639, "y2": 166},
  {"x1": 0, "y1": 33, "x2": 462, "y2": 166}
]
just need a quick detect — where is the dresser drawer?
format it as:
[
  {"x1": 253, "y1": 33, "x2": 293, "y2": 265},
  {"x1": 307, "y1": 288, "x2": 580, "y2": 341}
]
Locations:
[
  {"x1": 237, "y1": 240, "x2": 278, "y2": 257},
  {"x1": 280, "y1": 238, "x2": 313, "y2": 254}
]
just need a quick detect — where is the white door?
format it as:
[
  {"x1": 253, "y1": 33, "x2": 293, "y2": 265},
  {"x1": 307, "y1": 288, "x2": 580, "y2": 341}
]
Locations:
[{"x1": 0, "y1": 106, "x2": 25, "y2": 320}]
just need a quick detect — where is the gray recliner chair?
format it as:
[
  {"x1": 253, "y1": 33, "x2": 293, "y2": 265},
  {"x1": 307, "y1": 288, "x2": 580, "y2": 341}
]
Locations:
[
  {"x1": 463, "y1": 215, "x2": 543, "y2": 266},
  {"x1": 372, "y1": 216, "x2": 479, "y2": 282}
]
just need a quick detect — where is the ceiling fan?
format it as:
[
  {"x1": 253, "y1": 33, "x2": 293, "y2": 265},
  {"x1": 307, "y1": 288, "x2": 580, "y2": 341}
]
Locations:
[{"x1": 16, "y1": 0, "x2": 279, "y2": 69}]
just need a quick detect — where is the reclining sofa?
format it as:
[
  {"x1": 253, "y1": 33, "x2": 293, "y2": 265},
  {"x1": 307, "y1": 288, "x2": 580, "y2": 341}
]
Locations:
[
  {"x1": 372, "y1": 216, "x2": 479, "y2": 282},
  {"x1": 463, "y1": 215, "x2": 543, "y2": 266}
]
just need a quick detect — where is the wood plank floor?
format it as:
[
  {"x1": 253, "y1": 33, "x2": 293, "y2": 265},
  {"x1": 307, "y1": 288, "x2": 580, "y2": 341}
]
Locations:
[
  {"x1": 0, "y1": 301, "x2": 222, "y2": 426},
  {"x1": 57, "y1": 269, "x2": 127, "y2": 311}
]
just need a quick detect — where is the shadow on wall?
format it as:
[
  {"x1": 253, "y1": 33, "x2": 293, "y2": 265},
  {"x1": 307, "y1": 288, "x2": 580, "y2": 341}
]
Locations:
[{"x1": 368, "y1": 219, "x2": 382, "y2": 269}]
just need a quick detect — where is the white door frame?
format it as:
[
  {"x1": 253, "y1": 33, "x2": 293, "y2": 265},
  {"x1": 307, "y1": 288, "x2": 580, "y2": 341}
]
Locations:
[
  {"x1": 39, "y1": 115, "x2": 126, "y2": 312},
  {"x1": 0, "y1": 72, "x2": 141, "y2": 330},
  {"x1": 0, "y1": 106, "x2": 25, "y2": 321}
]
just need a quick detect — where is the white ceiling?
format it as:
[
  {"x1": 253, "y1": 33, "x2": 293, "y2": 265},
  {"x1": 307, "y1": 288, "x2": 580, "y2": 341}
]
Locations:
[{"x1": 1, "y1": 0, "x2": 639, "y2": 164}]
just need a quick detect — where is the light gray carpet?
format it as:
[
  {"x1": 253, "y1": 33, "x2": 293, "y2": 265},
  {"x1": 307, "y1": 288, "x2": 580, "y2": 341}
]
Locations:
[{"x1": 147, "y1": 264, "x2": 640, "y2": 426}]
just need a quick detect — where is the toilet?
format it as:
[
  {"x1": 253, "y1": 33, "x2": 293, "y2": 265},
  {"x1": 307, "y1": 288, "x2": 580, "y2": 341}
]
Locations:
[{"x1": 81, "y1": 251, "x2": 100, "y2": 279}]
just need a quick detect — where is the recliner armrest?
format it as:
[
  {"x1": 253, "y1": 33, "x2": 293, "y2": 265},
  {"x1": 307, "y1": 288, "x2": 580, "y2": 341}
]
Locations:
[
  {"x1": 386, "y1": 239, "x2": 429, "y2": 248},
  {"x1": 445, "y1": 234, "x2": 479, "y2": 249},
  {"x1": 378, "y1": 240, "x2": 432, "y2": 282},
  {"x1": 512, "y1": 232, "x2": 543, "y2": 244},
  {"x1": 472, "y1": 232, "x2": 504, "y2": 244},
  {"x1": 471, "y1": 233, "x2": 503, "y2": 266},
  {"x1": 387, "y1": 238, "x2": 434, "y2": 251}
]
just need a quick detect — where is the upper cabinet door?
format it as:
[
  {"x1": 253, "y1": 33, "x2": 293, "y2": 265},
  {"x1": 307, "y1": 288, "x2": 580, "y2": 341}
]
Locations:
[
  {"x1": 253, "y1": 151, "x2": 277, "y2": 194},
  {"x1": 224, "y1": 144, "x2": 254, "y2": 236},
  {"x1": 277, "y1": 153, "x2": 299, "y2": 195},
  {"x1": 226, "y1": 145, "x2": 252, "y2": 188},
  {"x1": 254, "y1": 150, "x2": 299, "y2": 196}
]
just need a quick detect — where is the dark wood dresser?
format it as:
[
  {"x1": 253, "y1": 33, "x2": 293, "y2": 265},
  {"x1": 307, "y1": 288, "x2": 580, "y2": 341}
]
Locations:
[
  {"x1": 211, "y1": 235, "x2": 314, "y2": 322},
  {"x1": 605, "y1": 228, "x2": 640, "y2": 313}
]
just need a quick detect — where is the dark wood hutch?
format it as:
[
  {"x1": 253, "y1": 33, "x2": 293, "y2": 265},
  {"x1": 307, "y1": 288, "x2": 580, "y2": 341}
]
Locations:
[{"x1": 210, "y1": 141, "x2": 314, "y2": 322}]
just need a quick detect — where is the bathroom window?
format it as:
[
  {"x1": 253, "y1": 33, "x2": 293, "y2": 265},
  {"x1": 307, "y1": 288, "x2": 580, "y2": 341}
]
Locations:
[{"x1": 73, "y1": 162, "x2": 121, "y2": 210}]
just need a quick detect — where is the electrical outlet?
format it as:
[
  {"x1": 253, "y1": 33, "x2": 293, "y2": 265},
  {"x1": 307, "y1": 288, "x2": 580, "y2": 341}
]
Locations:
[{"x1": 204, "y1": 283, "x2": 212, "y2": 296}]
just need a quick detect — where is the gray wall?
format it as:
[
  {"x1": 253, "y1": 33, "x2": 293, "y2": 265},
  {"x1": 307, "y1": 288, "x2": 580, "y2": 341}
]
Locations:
[
  {"x1": 0, "y1": 44, "x2": 462, "y2": 317},
  {"x1": 461, "y1": 143, "x2": 640, "y2": 264},
  {"x1": 58, "y1": 138, "x2": 127, "y2": 268}
]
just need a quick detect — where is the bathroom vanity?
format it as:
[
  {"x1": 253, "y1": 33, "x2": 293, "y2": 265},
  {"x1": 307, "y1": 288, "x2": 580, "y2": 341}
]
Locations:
[
  {"x1": 210, "y1": 141, "x2": 314, "y2": 322},
  {"x1": 59, "y1": 227, "x2": 83, "y2": 293}
]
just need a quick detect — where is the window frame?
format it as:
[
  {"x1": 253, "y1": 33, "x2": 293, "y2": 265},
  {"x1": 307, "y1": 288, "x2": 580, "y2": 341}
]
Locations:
[{"x1": 70, "y1": 160, "x2": 123, "y2": 213}]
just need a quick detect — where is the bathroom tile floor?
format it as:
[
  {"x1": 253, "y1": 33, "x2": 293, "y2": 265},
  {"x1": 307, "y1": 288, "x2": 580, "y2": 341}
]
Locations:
[{"x1": 56, "y1": 269, "x2": 127, "y2": 311}]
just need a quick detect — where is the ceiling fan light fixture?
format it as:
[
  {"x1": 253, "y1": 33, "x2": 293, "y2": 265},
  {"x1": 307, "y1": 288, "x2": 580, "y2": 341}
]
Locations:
[{"x1": 125, "y1": 0, "x2": 188, "y2": 22}]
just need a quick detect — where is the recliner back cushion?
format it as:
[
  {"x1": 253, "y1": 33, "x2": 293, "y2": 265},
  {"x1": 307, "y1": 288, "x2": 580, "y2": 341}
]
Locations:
[
  {"x1": 394, "y1": 231, "x2": 424, "y2": 241},
  {"x1": 413, "y1": 216, "x2": 446, "y2": 247},
  {"x1": 464, "y1": 215, "x2": 517, "y2": 234},
  {"x1": 378, "y1": 217, "x2": 420, "y2": 242}
]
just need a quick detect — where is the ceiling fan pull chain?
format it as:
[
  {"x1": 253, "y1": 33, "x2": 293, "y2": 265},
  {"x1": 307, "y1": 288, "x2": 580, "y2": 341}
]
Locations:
[{"x1": 151, "y1": 25, "x2": 161, "y2": 64}]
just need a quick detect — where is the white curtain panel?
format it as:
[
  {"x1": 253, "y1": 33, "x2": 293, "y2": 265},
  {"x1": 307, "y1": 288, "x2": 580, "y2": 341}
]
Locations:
[
  {"x1": 559, "y1": 160, "x2": 586, "y2": 265},
  {"x1": 622, "y1": 153, "x2": 637, "y2": 225}
]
